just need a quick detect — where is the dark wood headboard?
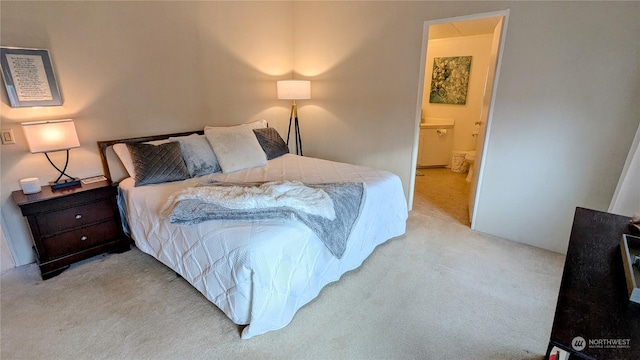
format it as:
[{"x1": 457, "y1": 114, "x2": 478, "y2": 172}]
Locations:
[{"x1": 97, "y1": 130, "x2": 204, "y2": 183}]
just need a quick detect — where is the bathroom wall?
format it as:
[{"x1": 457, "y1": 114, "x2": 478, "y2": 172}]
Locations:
[{"x1": 422, "y1": 34, "x2": 494, "y2": 153}]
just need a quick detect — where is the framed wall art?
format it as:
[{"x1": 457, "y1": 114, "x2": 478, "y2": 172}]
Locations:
[
  {"x1": 0, "y1": 47, "x2": 63, "y2": 107},
  {"x1": 429, "y1": 56, "x2": 472, "y2": 105}
]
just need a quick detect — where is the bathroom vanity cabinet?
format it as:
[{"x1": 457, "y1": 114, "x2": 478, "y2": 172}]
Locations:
[{"x1": 417, "y1": 126, "x2": 453, "y2": 167}]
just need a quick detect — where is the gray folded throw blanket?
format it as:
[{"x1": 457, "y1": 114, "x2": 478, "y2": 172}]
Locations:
[{"x1": 165, "y1": 181, "x2": 365, "y2": 258}]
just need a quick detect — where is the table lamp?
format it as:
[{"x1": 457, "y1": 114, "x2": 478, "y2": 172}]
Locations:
[{"x1": 22, "y1": 119, "x2": 81, "y2": 189}]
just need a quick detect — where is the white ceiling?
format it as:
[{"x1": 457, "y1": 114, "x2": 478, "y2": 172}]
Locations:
[{"x1": 428, "y1": 17, "x2": 501, "y2": 40}]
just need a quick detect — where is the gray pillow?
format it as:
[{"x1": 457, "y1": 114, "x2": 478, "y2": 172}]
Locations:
[
  {"x1": 253, "y1": 128, "x2": 289, "y2": 160},
  {"x1": 127, "y1": 142, "x2": 189, "y2": 186},
  {"x1": 169, "y1": 134, "x2": 221, "y2": 177}
]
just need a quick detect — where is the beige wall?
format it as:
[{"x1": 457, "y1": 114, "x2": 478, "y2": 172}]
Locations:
[
  {"x1": 0, "y1": 1, "x2": 293, "y2": 266},
  {"x1": 1, "y1": 1, "x2": 639, "y2": 265}
]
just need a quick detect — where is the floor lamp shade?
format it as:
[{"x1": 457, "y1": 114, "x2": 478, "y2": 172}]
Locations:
[
  {"x1": 22, "y1": 119, "x2": 80, "y2": 154},
  {"x1": 277, "y1": 80, "x2": 311, "y2": 100},
  {"x1": 21, "y1": 119, "x2": 82, "y2": 190}
]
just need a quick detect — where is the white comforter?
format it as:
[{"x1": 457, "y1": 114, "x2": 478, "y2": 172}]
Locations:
[
  {"x1": 161, "y1": 180, "x2": 336, "y2": 220},
  {"x1": 119, "y1": 154, "x2": 407, "y2": 339}
]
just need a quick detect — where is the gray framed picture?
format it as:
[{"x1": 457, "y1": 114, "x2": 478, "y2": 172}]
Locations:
[{"x1": 0, "y1": 47, "x2": 63, "y2": 107}]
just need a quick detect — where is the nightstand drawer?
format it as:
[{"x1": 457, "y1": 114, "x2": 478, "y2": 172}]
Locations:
[
  {"x1": 41, "y1": 220, "x2": 120, "y2": 259},
  {"x1": 35, "y1": 199, "x2": 114, "y2": 235}
]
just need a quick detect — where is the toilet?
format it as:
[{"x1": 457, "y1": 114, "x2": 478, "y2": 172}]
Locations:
[{"x1": 465, "y1": 151, "x2": 476, "y2": 183}]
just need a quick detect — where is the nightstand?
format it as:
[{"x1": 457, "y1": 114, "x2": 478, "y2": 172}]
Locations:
[{"x1": 12, "y1": 180, "x2": 130, "y2": 280}]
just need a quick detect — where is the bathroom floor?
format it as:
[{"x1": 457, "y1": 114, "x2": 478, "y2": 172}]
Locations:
[{"x1": 414, "y1": 167, "x2": 471, "y2": 226}]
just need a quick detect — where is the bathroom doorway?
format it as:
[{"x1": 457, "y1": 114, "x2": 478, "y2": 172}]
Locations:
[{"x1": 410, "y1": 10, "x2": 509, "y2": 228}]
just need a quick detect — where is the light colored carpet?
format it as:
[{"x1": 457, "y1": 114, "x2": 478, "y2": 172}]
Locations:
[{"x1": 1, "y1": 169, "x2": 564, "y2": 359}]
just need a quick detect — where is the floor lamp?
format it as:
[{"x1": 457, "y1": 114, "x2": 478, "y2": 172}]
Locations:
[
  {"x1": 277, "y1": 80, "x2": 310, "y2": 156},
  {"x1": 22, "y1": 119, "x2": 82, "y2": 190}
]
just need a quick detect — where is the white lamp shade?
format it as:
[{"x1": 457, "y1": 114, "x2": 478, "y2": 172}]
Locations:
[
  {"x1": 277, "y1": 80, "x2": 311, "y2": 100},
  {"x1": 22, "y1": 119, "x2": 80, "y2": 153}
]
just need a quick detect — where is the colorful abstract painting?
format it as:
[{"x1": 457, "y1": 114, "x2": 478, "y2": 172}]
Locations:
[{"x1": 429, "y1": 56, "x2": 472, "y2": 105}]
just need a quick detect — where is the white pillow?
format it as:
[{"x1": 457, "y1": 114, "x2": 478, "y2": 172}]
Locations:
[
  {"x1": 247, "y1": 119, "x2": 268, "y2": 129},
  {"x1": 113, "y1": 139, "x2": 173, "y2": 178},
  {"x1": 204, "y1": 124, "x2": 267, "y2": 173},
  {"x1": 202, "y1": 119, "x2": 268, "y2": 132}
]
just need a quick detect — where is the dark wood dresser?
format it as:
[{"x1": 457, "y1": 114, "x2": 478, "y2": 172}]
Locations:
[
  {"x1": 546, "y1": 207, "x2": 639, "y2": 359},
  {"x1": 12, "y1": 180, "x2": 130, "y2": 279}
]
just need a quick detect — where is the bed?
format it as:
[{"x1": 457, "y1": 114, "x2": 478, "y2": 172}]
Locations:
[{"x1": 98, "y1": 123, "x2": 408, "y2": 339}]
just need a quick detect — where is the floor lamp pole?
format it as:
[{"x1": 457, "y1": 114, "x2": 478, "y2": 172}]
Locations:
[{"x1": 286, "y1": 100, "x2": 303, "y2": 156}]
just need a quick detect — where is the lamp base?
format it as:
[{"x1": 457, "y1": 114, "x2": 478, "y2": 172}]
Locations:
[{"x1": 50, "y1": 178, "x2": 81, "y2": 190}]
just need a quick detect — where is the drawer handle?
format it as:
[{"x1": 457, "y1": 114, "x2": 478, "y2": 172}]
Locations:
[
  {"x1": 80, "y1": 236, "x2": 88, "y2": 241},
  {"x1": 75, "y1": 214, "x2": 82, "y2": 220}
]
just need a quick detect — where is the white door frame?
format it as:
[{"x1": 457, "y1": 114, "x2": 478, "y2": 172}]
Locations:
[
  {"x1": 408, "y1": 9, "x2": 510, "y2": 230},
  {"x1": 609, "y1": 121, "x2": 640, "y2": 215}
]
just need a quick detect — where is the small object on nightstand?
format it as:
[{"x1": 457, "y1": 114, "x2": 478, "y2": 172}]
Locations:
[
  {"x1": 12, "y1": 179, "x2": 130, "y2": 280},
  {"x1": 19, "y1": 177, "x2": 41, "y2": 194},
  {"x1": 50, "y1": 178, "x2": 81, "y2": 190},
  {"x1": 81, "y1": 175, "x2": 107, "y2": 184},
  {"x1": 620, "y1": 234, "x2": 640, "y2": 305},
  {"x1": 548, "y1": 346, "x2": 569, "y2": 360},
  {"x1": 629, "y1": 213, "x2": 640, "y2": 235}
]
